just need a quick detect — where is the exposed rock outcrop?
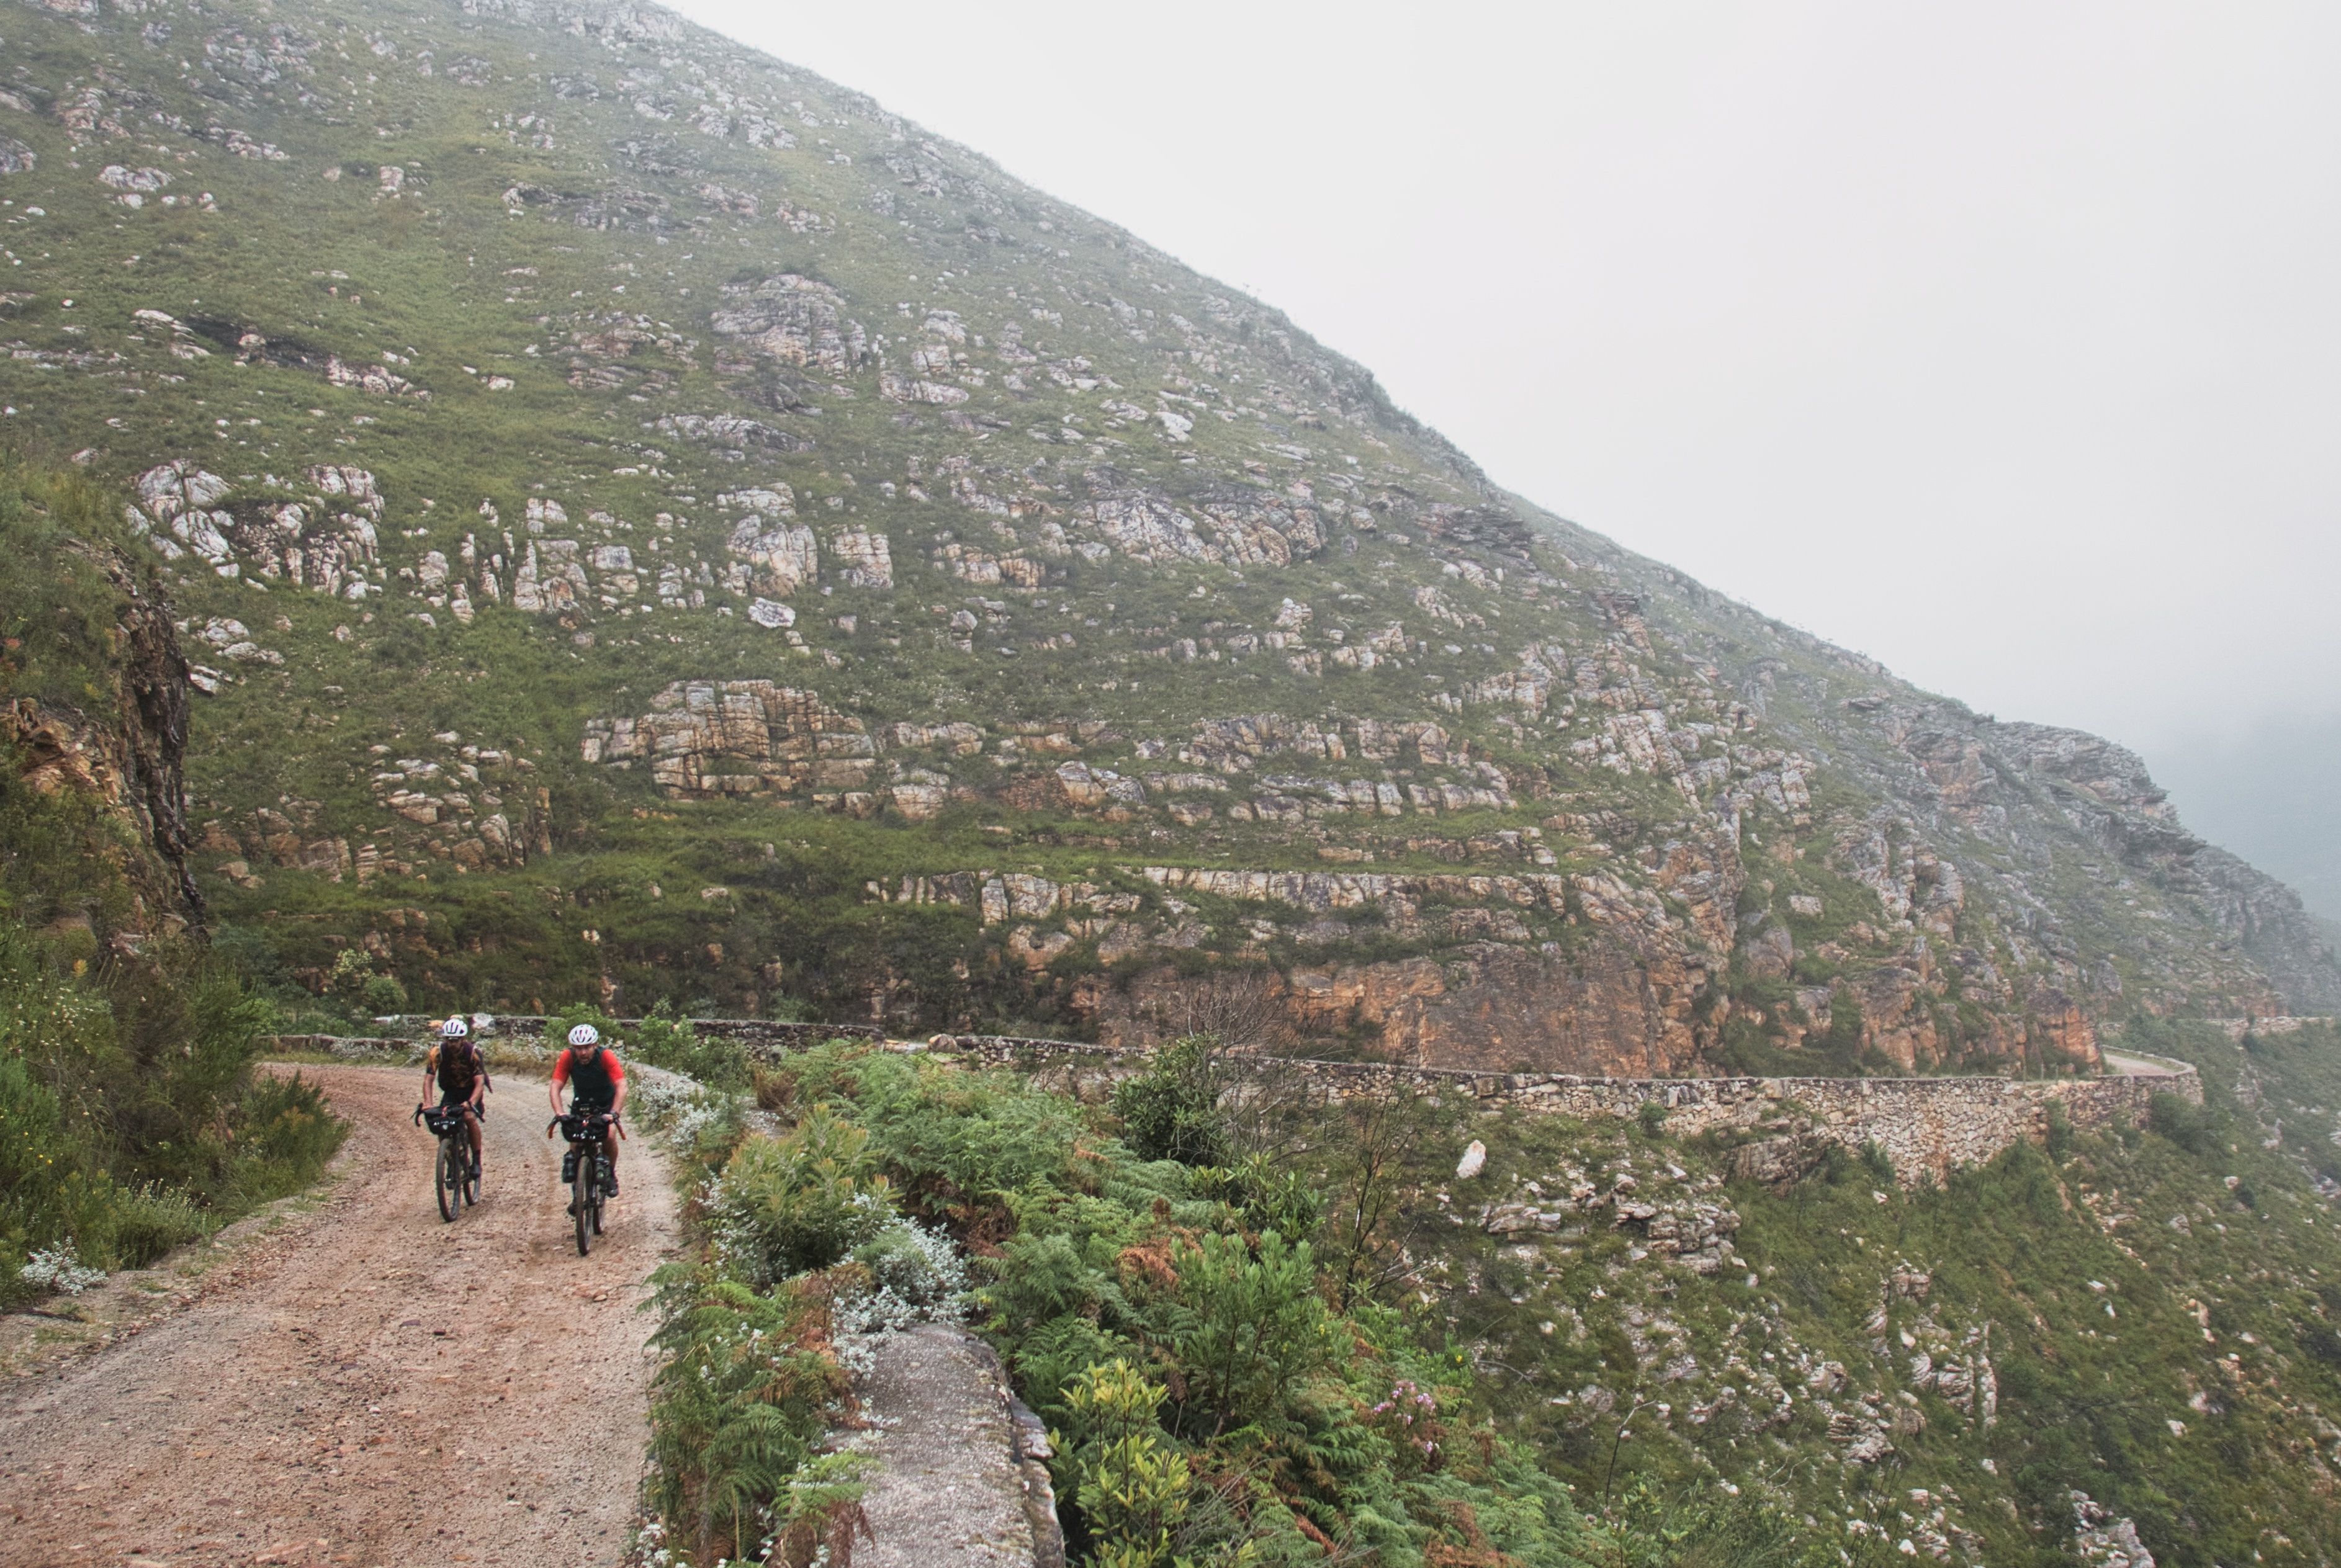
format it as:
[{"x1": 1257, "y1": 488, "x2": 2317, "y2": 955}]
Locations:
[
  {"x1": 583, "y1": 680, "x2": 874, "y2": 799},
  {"x1": 2, "y1": 537, "x2": 202, "y2": 925}
]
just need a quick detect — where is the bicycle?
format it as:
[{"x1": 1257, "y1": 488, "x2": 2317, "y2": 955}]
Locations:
[
  {"x1": 415, "y1": 1100, "x2": 482, "y2": 1222},
  {"x1": 552, "y1": 1110, "x2": 618, "y2": 1257}
]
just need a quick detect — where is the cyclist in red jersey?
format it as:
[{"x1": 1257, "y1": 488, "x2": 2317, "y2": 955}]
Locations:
[{"x1": 549, "y1": 1023, "x2": 627, "y2": 1197}]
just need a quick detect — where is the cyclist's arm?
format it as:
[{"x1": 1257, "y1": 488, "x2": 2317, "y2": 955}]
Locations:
[
  {"x1": 609, "y1": 1056, "x2": 628, "y2": 1121},
  {"x1": 421, "y1": 1044, "x2": 440, "y2": 1105},
  {"x1": 547, "y1": 1050, "x2": 568, "y2": 1114}
]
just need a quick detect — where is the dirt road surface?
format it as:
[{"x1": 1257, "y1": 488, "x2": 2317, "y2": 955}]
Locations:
[
  {"x1": 0, "y1": 1064, "x2": 679, "y2": 1568},
  {"x1": 2101, "y1": 1049, "x2": 2188, "y2": 1077}
]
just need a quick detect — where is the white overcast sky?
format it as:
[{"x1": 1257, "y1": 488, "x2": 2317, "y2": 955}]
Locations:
[{"x1": 668, "y1": 1, "x2": 2341, "y2": 768}]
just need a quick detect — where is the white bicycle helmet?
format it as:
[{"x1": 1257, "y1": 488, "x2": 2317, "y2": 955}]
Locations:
[
  {"x1": 567, "y1": 1023, "x2": 601, "y2": 1047},
  {"x1": 441, "y1": 1016, "x2": 470, "y2": 1039}
]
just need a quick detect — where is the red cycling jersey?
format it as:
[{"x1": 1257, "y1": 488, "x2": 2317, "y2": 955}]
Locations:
[{"x1": 552, "y1": 1046, "x2": 624, "y2": 1101}]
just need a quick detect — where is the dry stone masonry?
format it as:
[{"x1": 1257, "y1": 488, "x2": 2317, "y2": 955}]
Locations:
[{"x1": 928, "y1": 1033, "x2": 2200, "y2": 1188}]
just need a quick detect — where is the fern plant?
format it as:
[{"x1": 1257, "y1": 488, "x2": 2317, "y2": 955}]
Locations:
[
  {"x1": 707, "y1": 1101, "x2": 897, "y2": 1285},
  {"x1": 644, "y1": 1267, "x2": 858, "y2": 1564}
]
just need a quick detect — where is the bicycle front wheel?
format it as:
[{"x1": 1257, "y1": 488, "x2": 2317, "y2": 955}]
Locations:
[
  {"x1": 573, "y1": 1166, "x2": 592, "y2": 1257},
  {"x1": 436, "y1": 1137, "x2": 459, "y2": 1223}
]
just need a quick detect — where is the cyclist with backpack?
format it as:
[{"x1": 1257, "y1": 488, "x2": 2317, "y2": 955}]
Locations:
[
  {"x1": 421, "y1": 1016, "x2": 488, "y2": 1181},
  {"x1": 548, "y1": 1023, "x2": 627, "y2": 1200}
]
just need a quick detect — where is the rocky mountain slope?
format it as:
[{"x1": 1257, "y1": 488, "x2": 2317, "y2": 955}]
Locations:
[
  {"x1": 0, "y1": 0, "x2": 2331, "y2": 1073},
  {"x1": 1, "y1": 455, "x2": 202, "y2": 949}
]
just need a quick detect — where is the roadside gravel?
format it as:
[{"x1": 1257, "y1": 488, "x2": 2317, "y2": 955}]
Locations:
[{"x1": 0, "y1": 1064, "x2": 678, "y2": 1568}]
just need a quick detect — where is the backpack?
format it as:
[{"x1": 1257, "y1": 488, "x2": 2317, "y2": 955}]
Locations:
[{"x1": 436, "y1": 1037, "x2": 483, "y2": 1100}]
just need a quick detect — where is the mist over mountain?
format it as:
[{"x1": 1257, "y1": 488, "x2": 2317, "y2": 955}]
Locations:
[{"x1": 2153, "y1": 713, "x2": 2341, "y2": 928}]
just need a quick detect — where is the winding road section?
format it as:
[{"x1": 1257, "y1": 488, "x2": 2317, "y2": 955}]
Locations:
[{"x1": 0, "y1": 1064, "x2": 678, "y2": 1568}]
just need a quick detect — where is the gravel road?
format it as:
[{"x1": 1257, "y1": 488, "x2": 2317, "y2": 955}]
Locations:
[{"x1": 0, "y1": 1064, "x2": 678, "y2": 1568}]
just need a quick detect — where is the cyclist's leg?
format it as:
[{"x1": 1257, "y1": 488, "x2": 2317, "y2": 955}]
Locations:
[
  {"x1": 464, "y1": 1106, "x2": 483, "y2": 1173},
  {"x1": 601, "y1": 1125, "x2": 619, "y2": 1195}
]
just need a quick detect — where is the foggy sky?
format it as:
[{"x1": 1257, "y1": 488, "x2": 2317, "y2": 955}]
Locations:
[{"x1": 667, "y1": 1, "x2": 2341, "y2": 905}]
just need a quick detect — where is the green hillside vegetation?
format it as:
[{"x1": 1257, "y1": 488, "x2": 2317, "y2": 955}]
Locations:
[
  {"x1": 1, "y1": 454, "x2": 342, "y2": 1303},
  {"x1": 629, "y1": 1028, "x2": 1843, "y2": 1568},
  {"x1": 0, "y1": 0, "x2": 2324, "y2": 1076},
  {"x1": 625, "y1": 1019, "x2": 2341, "y2": 1566}
]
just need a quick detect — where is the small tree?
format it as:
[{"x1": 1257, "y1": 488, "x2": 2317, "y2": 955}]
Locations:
[
  {"x1": 1060, "y1": 1360, "x2": 1191, "y2": 1568},
  {"x1": 1114, "y1": 1035, "x2": 1233, "y2": 1167},
  {"x1": 1166, "y1": 1230, "x2": 1335, "y2": 1438},
  {"x1": 1154, "y1": 968, "x2": 1288, "y2": 1051},
  {"x1": 1322, "y1": 1084, "x2": 1444, "y2": 1309}
]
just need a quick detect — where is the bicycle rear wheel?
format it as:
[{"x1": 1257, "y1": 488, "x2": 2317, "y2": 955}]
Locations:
[
  {"x1": 436, "y1": 1137, "x2": 459, "y2": 1223},
  {"x1": 573, "y1": 1165, "x2": 592, "y2": 1257}
]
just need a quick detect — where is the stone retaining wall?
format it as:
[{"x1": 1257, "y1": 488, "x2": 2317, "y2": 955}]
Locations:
[
  {"x1": 279, "y1": 1016, "x2": 2201, "y2": 1187},
  {"x1": 265, "y1": 1033, "x2": 424, "y2": 1059},
  {"x1": 365, "y1": 1014, "x2": 885, "y2": 1049},
  {"x1": 928, "y1": 1034, "x2": 2203, "y2": 1186}
]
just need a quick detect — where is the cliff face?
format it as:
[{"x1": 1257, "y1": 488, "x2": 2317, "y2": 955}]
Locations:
[
  {"x1": 0, "y1": 0, "x2": 2330, "y2": 1065},
  {"x1": 1, "y1": 470, "x2": 202, "y2": 945}
]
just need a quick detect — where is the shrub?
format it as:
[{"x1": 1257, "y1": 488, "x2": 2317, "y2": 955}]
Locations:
[
  {"x1": 0, "y1": 924, "x2": 343, "y2": 1299},
  {"x1": 359, "y1": 974, "x2": 408, "y2": 1015},
  {"x1": 18, "y1": 1248, "x2": 106, "y2": 1296},
  {"x1": 1825, "y1": 992, "x2": 1866, "y2": 1059},
  {"x1": 632, "y1": 1075, "x2": 748, "y2": 1172},
  {"x1": 105, "y1": 1185, "x2": 208, "y2": 1270},
  {"x1": 982, "y1": 1228, "x2": 1117, "y2": 1345},
  {"x1": 2044, "y1": 1100, "x2": 2074, "y2": 1160},
  {"x1": 1059, "y1": 1360, "x2": 1192, "y2": 1568},
  {"x1": 225, "y1": 1072, "x2": 347, "y2": 1206},
  {"x1": 853, "y1": 1217, "x2": 968, "y2": 1310},
  {"x1": 1165, "y1": 1230, "x2": 1336, "y2": 1439},
  {"x1": 827, "y1": 1045, "x2": 1093, "y2": 1204},
  {"x1": 2149, "y1": 1091, "x2": 2221, "y2": 1158},
  {"x1": 629, "y1": 1000, "x2": 751, "y2": 1091},
  {"x1": 1212, "y1": 1153, "x2": 1324, "y2": 1242},
  {"x1": 1113, "y1": 1034, "x2": 1232, "y2": 1167},
  {"x1": 834, "y1": 1217, "x2": 973, "y2": 1366},
  {"x1": 708, "y1": 1104, "x2": 896, "y2": 1286},
  {"x1": 645, "y1": 1268, "x2": 860, "y2": 1565}
]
